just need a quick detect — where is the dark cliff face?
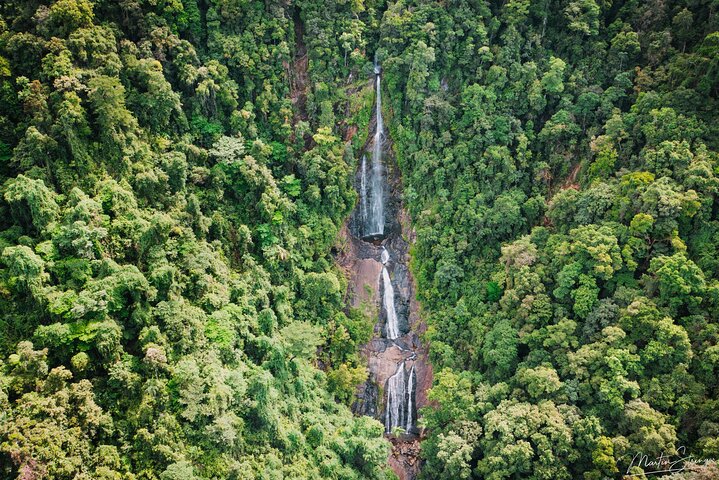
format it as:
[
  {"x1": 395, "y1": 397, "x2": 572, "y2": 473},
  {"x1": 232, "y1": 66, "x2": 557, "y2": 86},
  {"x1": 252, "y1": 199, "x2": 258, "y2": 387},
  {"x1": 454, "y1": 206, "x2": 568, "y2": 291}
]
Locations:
[{"x1": 354, "y1": 377, "x2": 379, "y2": 418}]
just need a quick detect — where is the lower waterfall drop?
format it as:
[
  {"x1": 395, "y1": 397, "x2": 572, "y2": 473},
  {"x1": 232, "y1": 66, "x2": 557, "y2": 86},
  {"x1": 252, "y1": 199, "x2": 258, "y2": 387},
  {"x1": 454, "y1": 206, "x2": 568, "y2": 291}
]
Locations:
[
  {"x1": 385, "y1": 361, "x2": 416, "y2": 434},
  {"x1": 406, "y1": 365, "x2": 415, "y2": 432},
  {"x1": 385, "y1": 362, "x2": 405, "y2": 433}
]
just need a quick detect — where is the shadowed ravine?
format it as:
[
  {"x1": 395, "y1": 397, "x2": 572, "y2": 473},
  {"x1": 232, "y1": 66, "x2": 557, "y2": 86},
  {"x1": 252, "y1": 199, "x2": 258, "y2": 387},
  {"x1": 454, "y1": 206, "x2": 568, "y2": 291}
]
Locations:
[{"x1": 340, "y1": 62, "x2": 432, "y2": 480}]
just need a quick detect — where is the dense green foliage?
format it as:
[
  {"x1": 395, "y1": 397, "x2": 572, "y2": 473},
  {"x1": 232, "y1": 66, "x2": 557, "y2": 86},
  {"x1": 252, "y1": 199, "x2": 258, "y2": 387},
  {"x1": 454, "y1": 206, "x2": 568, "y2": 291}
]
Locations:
[
  {"x1": 0, "y1": 1, "x2": 394, "y2": 478},
  {"x1": 373, "y1": 0, "x2": 719, "y2": 478},
  {"x1": 2, "y1": 0, "x2": 719, "y2": 479}
]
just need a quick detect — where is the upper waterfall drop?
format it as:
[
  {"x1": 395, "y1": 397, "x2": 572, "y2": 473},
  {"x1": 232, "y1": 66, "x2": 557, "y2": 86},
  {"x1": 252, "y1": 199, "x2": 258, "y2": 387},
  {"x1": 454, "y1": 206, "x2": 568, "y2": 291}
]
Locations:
[
  {"x1": 406, "y1": 364, "x2": 416, "y2": 432},
  {"x1": 366, "y1": 60, "x2": 385, "y2": 238}
]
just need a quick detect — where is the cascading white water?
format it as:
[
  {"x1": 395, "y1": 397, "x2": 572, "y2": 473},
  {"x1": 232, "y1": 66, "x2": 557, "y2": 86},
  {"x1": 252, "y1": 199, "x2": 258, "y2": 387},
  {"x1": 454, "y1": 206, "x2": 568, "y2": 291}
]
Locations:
[
  {"x1": 385, "y1": 361, "x2": 416, "y2": 434},
  {"x1": 380, "y1": 248, "x2": 399, "y2": 339},
  {"x1": 367, "y1": 61, "x2": 385, "y2": 237},
  {"x1": 381, "y1": 268, "x2": 399, "y2": 338},
  {"x1": 385, "y1": 362, "x2": 406, "y2": 433},
  {"x1": 406, "y1": 365, "x2": 415, "y2": 431},
  {"x1": 381, "y1": 246, "x2": 390, "y2": 265}
]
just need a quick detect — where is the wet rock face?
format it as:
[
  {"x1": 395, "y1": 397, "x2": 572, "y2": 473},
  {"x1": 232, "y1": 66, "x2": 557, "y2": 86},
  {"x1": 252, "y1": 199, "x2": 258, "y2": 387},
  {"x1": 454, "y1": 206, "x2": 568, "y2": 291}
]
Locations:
[
  {"x1": 390, "y1": 262, "x2": 412, "y2": 336},
  {"x1": 347, "y1": 255, "x2": 383, "y2": 310},
  {"x1": 353, "y1": 378, "x2": 378, "y2": 417}
]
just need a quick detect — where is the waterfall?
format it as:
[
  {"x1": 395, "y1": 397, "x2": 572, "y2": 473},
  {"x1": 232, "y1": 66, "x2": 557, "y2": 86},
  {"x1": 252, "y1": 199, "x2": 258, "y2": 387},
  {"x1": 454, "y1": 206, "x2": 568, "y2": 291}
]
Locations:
[
  {"x1": 381, "y1": 248, "x2": 399, "y2": 340},
  {"x1": 385, "y1": 361, "x2": 416, "y2": 434},
  {"x1": 349, "y1": 57, "x2": 423, "y2": 442},
  {"x1": 385, "y1": 362, "x2": 405, "y2": 433},
  {"x1": 382, "y1": 268, "x2": 399, "y2": 339},
  {"x1": 406, "y1": 365, "x2": 415, "y2": 431},
  {"x1": 367, "y1": 61, "x2": 385, "y2": 237}
]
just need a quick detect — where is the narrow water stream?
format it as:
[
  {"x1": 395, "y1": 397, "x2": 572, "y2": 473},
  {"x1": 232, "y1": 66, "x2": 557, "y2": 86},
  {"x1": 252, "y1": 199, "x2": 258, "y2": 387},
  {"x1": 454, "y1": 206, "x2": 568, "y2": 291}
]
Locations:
[
  {"x1": 381, "y1": 247, "x2": 400, "y2": 341},
  {"x1": 368, "y1": 62, "x2": 385, "y2": 238}
]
